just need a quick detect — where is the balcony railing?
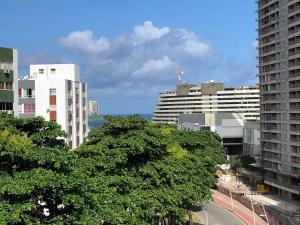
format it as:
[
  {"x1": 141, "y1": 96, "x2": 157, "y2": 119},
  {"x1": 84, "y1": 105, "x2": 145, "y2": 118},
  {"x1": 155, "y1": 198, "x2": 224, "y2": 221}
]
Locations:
[{"x1": 264, "y1": 177, "x2": 300, "y2": 191}]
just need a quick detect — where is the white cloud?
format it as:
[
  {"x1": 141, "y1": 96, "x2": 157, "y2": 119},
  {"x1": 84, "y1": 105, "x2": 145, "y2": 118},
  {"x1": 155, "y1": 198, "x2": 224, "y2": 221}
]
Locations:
[
  {"x1": 59, "y1": 21, "x2": 217, "y2": 98},
  {"x1": 59, "y1": 30, "x2": 109, "y2": 54},
  {"x1": 133, "y1": 21, "x2": 170, "y2": 43},
  {"x1": 58, "y1": 21, "x2": 258, "y2": 101},
  {"x1": 180, "y1": 32, "x2": 211, "y2": 57},
  {"x1": 132, "y1": 56, "x2": 176, "y2": 79}
]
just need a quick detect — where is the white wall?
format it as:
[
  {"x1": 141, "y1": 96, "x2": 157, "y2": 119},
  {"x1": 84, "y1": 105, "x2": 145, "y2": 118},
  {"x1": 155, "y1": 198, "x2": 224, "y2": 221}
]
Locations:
[
  {"x1": 30, "y1": 64, "x2": 80, "y2": 81},
  {"x1": 30, "y1": 64, "x2": 87, "y2": 149},
  {"x1": 13, "y1": 49, "x2": 18, "y2": 117},
  {"x1": 35, "y1": 79, "x2": 68, "y2": 131}
]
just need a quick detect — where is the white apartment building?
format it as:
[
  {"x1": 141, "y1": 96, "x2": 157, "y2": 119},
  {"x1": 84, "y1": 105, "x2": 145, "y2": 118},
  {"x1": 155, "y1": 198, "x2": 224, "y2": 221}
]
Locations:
[
  {"x1": 88, "y1": 100, "x2": 99, "y2": 115},
  {"x1": 152, "y1": 81, "x2": 260, "y2": 124},
  {"x1": 18, "y1": 64, "x2": 88, "y2": 149}
]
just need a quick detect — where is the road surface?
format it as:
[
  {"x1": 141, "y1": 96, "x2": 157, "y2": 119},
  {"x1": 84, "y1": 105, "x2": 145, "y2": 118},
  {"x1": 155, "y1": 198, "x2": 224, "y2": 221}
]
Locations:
[{"x1": 196, "y1": 201, "x2": 246, "y2": 225}]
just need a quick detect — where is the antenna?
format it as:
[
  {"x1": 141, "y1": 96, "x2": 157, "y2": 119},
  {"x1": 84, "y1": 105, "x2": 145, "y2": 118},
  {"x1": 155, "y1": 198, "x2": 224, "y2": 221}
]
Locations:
[{"x1": 176, "y1": 69, "x2": 184, "y2": 84}]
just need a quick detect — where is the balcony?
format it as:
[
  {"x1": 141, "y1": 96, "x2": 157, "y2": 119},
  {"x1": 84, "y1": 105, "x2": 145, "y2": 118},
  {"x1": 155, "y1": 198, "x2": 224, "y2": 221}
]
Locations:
[
  {"x1": 258, "y1": 0, "x2": 279, "y2": 13},
  {"x1": 290, "y1": 103, "x2": 300, "y2": 110},
  {"x1": 289, "y1": 49, "x2": 300, "y2": 57},
  {"x1": 236, "y1": 167, "x2": 263, "y2": 180},
  {"x1": 290, "y1": 113, "x2": 300, "y2": 121},
  {"x1": 288, "y1": 24, "x2": 300, "y2": 35},
  {"x1": 289, "y1": 15, "x2": 300, "y2": 25},
  {"x1": 264, "y1": 177, "x2": 300, "y2": 194},
  {"x1": 289, "y1": 2, "x2": 300, "y2": 14},
  {"x1": 68, "y1": 112, "x2": 72, "y2": 121}
]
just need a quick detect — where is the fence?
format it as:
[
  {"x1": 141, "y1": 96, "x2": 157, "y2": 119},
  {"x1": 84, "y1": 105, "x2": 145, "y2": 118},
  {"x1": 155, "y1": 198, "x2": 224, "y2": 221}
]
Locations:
[{"x1": 217, "y1": 184, "x2": 299, "y2": 225}]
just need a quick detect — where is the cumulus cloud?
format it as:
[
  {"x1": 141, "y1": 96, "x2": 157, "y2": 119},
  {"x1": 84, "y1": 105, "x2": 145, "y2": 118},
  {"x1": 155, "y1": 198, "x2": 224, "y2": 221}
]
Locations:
[
  {"x1": 59, "y1": 21, "x2": 218, "y2": 98},
  {"x1": 132, "y1": 56, "x2": 177, "y2": 80},
  {"x1": 57, "y1": 21, "x2": 258, "y2": 107},
  {"x1": 133, "y1": 21, "x2": 170, "y2": 43},
  {"x1": 59, "y1": 30, "x2": 110, "y2": 54}
]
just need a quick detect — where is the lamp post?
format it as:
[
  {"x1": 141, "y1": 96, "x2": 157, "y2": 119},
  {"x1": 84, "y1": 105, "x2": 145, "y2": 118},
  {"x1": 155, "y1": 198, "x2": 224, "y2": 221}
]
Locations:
[
  {"x1": 229, "y1": 189, "x2": 234, "y2": 212},
  {"x1": 250, "y1": 198, "x2": 256, "y2": 225}
]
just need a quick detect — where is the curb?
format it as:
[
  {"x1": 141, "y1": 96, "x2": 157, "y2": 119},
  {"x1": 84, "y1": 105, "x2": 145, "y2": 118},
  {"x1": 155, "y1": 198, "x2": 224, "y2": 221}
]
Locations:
[{"x1": 212, "y1": 194, "x2": 265, "y2": 225}]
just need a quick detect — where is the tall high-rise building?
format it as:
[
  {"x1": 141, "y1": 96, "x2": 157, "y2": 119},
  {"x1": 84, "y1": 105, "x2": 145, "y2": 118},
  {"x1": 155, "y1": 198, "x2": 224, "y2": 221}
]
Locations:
[
  {"x1": 152, "y1": 81, "x2": 260, "y2": 124},
  {"x1": 0, "y1": 47, "x2": 18, "y2": 116},
  {"x1": 258, "y1": 0, "x2": 300, "y2": 200},
  {"x1": 88, "y1": 100, "x2": 99, "y2": 115},
  {"x1": 18, "y1": 64, "x2": 88, "y2": 149}
]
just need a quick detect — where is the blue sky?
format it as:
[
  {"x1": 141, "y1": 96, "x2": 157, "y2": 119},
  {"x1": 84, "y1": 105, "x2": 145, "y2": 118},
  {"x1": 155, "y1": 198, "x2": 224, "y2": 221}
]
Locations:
[{"x1": 0, "y1": 0, "x2": 258, "y2": 114}]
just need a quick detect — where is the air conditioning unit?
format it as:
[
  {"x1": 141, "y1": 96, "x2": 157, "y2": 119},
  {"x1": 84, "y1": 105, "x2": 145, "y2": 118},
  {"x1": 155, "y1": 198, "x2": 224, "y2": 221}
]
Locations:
[
  {"x1": 7, "y1": 110, "x2": 13, "y2": 115},
  {"x1": 4, "y1": 69, "x2": 9, "y2": 74}
]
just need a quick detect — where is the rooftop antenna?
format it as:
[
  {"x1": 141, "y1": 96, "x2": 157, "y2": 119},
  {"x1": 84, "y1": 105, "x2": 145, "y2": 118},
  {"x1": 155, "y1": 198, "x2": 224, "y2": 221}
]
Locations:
[{"x1": 176, "y1": 69, "x2": 184, "y2": 84}]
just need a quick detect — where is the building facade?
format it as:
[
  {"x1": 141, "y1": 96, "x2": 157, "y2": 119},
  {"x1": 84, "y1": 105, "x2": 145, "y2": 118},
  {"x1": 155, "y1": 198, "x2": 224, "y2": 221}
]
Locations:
[
  {"x1": 258, "y1": 0, "x2": 300, "y2": 200},
  {"x1": 243, "y1": 120, "x2": 261, "y2": 165},
  {"x1": 18, "y1": 64, "x2": 88, "y2": 149},
  {"x1": 88, "y1": 100, "x2": 99, "y2": 115},
  {"x1": 178, "y1": 112, "x2": 245, "y2": 155},
  {"x1": 0, "y1": 47, "x2": 18, "y2": 116},
  {"x1": 153, "y1": 81, "x2": 260, "y2": 124}
]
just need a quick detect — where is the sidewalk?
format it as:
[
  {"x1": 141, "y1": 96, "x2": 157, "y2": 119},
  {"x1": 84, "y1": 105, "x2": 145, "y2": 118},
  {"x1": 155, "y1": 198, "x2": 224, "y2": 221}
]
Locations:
[
  {"x1": 245, "y1": 194, "x2": 300, "y2": 213},
  {"x1": 213, "y1": 190, "x2": 268, "y2": 225}
]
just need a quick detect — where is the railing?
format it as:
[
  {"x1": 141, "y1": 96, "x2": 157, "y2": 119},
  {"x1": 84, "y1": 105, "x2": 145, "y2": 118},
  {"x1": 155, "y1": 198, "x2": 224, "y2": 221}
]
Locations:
[
  {"x1": 217, "y1": 184, "x2": 299, "y2": 225},
  {"x1": 264, "y1": 177, "x2": 300, "y2": 192},
  {"x1": 21, "y1": 94, "x2": 35, "y2": 98},
  {"x1": 289, "y1": 4, "x2": 300, "y2": 14}
]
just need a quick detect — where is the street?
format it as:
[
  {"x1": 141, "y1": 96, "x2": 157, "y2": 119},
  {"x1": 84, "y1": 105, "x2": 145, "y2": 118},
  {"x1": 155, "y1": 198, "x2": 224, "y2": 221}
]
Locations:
[{"x1": 196, "y1": 201, "x2": 246, "y2": 225}]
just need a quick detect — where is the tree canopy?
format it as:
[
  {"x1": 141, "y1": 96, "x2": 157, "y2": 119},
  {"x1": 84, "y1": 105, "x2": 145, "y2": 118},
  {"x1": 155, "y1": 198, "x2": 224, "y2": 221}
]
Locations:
[{"x1": 0, "y1": 113, "x2": 224, "y2": 224}]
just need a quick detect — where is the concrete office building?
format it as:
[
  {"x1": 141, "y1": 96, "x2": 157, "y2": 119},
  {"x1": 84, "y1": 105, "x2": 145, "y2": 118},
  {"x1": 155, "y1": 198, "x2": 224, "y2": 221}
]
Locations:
[
  {"x1": 0, "y1": 47, "x2": 18, "y2": 116},
  {"x1": 88, "y1": 100, "x2": 99, "y2": 115},
  {"x1": 243, "y1": 121, "x2": 261, "y2": 165},
  {"x1": 153, "y1": 81, "x2": 260, "y2": 124},
  {"x1": 258, "y1": 0, "x2": 300, "y2": 200},
  {"x1": 237, "y1": 121, "x2": 263, "y2": 188},
  {"x1": 18, "y1": 64, "x2": 88, "y2": 149},
  {"x1": 178, "y1": 112, "x2": 245, "y2": 155}
]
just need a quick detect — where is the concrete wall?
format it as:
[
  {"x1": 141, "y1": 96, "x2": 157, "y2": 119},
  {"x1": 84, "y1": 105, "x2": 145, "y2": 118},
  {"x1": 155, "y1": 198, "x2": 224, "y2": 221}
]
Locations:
[
  {"x1": 201, "y1": 82, "x2": 224, "y2": 95},
  {"x1": 175, "y1": 83, "x2": 196, "y2": 96},
  {"x1": 12, "y1": 49, "x2": 18, "y2": 117},
  {"x1": 30, "y1": 64, "x2": 80, "y2": 81},
  {"x1": 205, "y1": 113, "x2": 244, "y2": 138}
]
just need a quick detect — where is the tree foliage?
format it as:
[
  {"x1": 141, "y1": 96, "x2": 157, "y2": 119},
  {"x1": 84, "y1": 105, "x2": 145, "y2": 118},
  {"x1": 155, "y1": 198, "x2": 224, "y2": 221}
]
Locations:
[
  {"x1": 0, "y1": 113, "x2": 224, "y2": 224},
  {"x1": 231, "y1": 154, "x2": 256, "y2": 170}
]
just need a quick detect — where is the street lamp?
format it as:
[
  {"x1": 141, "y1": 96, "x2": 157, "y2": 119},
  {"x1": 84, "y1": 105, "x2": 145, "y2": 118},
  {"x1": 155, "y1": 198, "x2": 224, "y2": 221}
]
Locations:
[{"x1": 229, "y1": 188, "x2": 234, "y2": 212}]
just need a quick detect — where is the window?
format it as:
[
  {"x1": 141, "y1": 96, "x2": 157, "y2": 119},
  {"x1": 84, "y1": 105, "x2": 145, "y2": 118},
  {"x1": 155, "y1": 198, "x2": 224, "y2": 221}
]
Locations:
[
  {"x1": 50, "y1": 68, "x2": 56, "y2": 73},
  {"x1": 0, "y1": 102, "x2": 13, "y2": 111},
  {"x1": 39, "y1": 68, "x2": 44, "y2": 74},
  {"x1": 24, "y1": 103, "x2": 35, "y2": 113},
  {"x1": 50, "y1": 111, "x2": 57, "y2": 121},
  {"x1": 0, "y1": 82, "x2": 4, "y2": 89},
  {"x1": 26, "y1": 89, "x2": 32, "y2": 97},
  {"x1": 49, "y1": 89, "x2": 56, "y2": 95},
  {"x1": 5, "y1": 82, "x2": 12, "y2": 90}
]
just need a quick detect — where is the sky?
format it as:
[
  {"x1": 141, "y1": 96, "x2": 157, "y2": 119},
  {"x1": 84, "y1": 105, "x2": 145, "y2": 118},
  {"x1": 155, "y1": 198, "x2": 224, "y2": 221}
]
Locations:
[{"x1": 0, "y1": 0, "x2": 258, "y2": 114}]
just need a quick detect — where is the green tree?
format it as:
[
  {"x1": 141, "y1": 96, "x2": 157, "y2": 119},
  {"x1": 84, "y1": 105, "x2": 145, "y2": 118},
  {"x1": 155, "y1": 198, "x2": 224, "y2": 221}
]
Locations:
[
  {"x1": 0, "y1": 114, "x2": 224, "y2": 224},
  {"x1": 0, "y1": 114, "x2": 88, "y2": 224},
  {"x1": 75, "y1": 115, "x2": 225, "y2": 224},
  {"x1": 0, "y1": 112, "x2": 67, "y2": 148},
  {"x1": 231, "y1": 155, "x2": 256, "y2": 170}
]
